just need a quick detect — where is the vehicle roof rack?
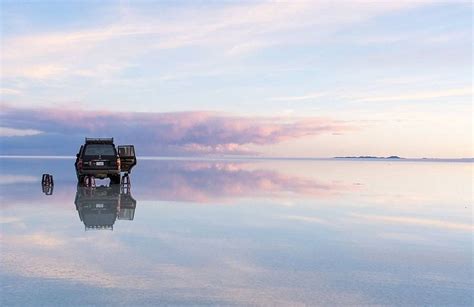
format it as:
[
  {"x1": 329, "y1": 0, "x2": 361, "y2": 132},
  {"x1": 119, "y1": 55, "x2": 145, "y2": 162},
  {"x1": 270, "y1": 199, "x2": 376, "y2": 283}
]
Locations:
[{"x1": 85, "y1": 137, "x2": 114, "y2": 144}]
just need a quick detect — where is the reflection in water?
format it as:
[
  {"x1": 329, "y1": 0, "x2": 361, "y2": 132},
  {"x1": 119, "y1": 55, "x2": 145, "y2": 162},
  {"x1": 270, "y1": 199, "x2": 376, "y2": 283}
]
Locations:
[
  {"x1": 74, "y1": 184, "x2": 137, "y2": 230},
  {"x1": 41, "y1": 174, "x2": 54, "y2": 195},
  {"x1": 133, "y1": 161, "x2": 348, "y2": 202},
  {"x1": 1, "y1": 158, "x2": 472, "y2": 305},
  {"x1": 1, "y1": 160, "x2": 347, "y2": 207},
  {"x1": 42, "y1": 184, "x2": 54, "y2": 195}
]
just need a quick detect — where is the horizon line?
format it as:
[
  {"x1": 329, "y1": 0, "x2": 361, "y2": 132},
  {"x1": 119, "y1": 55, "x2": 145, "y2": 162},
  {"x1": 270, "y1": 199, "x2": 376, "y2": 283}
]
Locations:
[{"x1": 0, "y1": 155, "x2": 472, "y2": 163}]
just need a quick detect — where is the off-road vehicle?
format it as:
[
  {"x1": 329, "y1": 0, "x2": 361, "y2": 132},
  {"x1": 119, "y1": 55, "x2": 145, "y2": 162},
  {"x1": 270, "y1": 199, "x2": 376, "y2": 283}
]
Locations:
[{"x1": 75, "y1": 138, "x2": 136, "y2": 184}]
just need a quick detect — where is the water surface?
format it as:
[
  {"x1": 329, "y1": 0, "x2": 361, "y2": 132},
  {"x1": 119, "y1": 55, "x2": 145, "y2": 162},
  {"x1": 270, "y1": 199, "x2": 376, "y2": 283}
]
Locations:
[{"x1": 0, "y1": 158, "x2": 472, "y2": 305}]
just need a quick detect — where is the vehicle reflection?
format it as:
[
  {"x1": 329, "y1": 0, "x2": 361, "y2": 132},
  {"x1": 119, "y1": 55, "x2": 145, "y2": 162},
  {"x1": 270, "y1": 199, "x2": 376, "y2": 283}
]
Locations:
[
  {"x1": 42, "y1": 184, "x2": 54, "y2": 195},
  {"x1": 74, "y1": 184, "x2": 137, "y2": 230}
]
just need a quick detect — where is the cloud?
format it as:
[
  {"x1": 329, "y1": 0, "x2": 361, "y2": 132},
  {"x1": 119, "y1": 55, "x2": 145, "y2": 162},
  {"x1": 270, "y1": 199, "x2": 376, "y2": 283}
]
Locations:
[
  {"x1": 280, "y1": 215, "x2": 334, "y2": 226},
  {"x1": 180, "y1": 143, "x2": 253, "y2": 155},
  {"x1": 0, "y1": 216, "x2": 23, "y2": 224},
  {"x1": 351, "y1": 87, "x2": 472, "y2": 102},
  {"x1": 270, "y1": 86, "x2": 472, "y2": 104},
  {"x1": 5, "y1": 64, "x2": 67, "y2": 80},
  {"x1": 0, "y1": 88, "x2": 22, "y2": 96},
  {"x1": 351, "y1": 213, "x2": 473, "y2": 232},
  {"x1": 1, "y1": 229, "x2": 373, "y2": 305},
  {"x1": 270, "y1": 92, "x2": 327, "y2": 101},
  {"x1": 0, "y1": 174, "x2": 38, "y2": 185},
  {"x1": 0, "y1": 106, "x2": 352, "y2": 155},
  {"x1": 1, "y1": 235, "x2": 143, "y2": 289},
  {"x1": 0, "y1": 127, "x2": 43, "y2": 137},
  {"x1": 16, "y1": 233, "x2": 66, "y2": 248},
  {"x1": 1, "y1": 1, "x2": 435, "y2": 82}
]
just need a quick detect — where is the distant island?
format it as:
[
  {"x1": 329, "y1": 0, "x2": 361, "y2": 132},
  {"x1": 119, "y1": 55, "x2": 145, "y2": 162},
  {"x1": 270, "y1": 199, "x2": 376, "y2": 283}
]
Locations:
[{"x1": 334, "y1": 156, "x2": 404, "y2": 159}]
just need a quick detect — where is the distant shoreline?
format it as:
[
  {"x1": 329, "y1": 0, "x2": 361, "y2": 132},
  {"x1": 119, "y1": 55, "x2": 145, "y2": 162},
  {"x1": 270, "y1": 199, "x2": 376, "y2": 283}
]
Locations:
[
  {"x1": 334, "y1": 155, "x2": 403, "y2": 159},
  {"x1": 0, "y1": 155, "x2": 472, "y2": 163}
]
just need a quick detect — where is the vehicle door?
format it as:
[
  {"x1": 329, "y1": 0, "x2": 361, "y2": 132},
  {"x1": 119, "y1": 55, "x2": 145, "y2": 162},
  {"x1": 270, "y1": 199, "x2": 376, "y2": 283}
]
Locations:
[
  {"x1": 118, "y1": 145, "x2": 136, "y2": 173},
  {"x1": 75, "y1": 145, "x2": 83, "y2": 170}
]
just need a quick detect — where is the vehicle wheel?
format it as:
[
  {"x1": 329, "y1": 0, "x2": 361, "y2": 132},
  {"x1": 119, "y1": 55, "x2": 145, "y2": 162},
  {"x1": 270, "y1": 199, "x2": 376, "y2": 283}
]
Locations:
[
  {"x1": 77, "y1": 175, "x2": 84, "y2": 184},
  {"x1": 110, "y1": 174, "x2": 121, "y2": 184}
]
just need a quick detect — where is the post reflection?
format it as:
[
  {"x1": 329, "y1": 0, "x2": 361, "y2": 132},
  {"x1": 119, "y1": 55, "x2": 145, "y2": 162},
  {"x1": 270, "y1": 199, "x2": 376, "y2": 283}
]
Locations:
[
  {"x1": 74, "y1": 184, "x2": 137, "y2": 230},
  {"x1": 41, "y1": 174, "x2": 54, "y2": 195},
  {"x1": 42, "y1": 184, "x2": 54, "y2": 195}
]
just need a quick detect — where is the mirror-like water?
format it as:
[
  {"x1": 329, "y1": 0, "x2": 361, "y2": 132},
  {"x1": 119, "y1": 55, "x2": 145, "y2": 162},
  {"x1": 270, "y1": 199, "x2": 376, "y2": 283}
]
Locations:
[{"x1": 0, "y1": 158, "x2": 472, "y2": 305}]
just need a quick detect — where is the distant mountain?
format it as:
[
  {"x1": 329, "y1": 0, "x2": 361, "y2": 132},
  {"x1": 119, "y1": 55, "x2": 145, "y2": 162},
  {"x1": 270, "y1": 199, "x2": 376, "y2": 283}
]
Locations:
[{"x1": 334, "y1": 156, "x2": 403, "y2": 159}]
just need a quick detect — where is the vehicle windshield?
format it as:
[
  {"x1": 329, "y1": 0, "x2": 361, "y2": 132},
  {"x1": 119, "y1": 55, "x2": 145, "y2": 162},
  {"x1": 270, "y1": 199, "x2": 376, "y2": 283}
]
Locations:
[{"x1": 84, "y1": 144, "x2": 116, "y2": 156}]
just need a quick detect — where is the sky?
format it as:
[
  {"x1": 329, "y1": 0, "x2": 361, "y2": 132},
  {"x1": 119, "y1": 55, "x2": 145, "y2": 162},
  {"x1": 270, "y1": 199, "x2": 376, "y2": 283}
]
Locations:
[{"x1": 0, "y1": 0, "x2": 472, "y2": 158}]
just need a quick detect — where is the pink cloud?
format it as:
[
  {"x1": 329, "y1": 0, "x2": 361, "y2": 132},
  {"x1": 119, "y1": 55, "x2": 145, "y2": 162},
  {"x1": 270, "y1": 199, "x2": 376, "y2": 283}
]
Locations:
[{"x1": 1, "y1": 106, "x2": 353, "y2": 155}]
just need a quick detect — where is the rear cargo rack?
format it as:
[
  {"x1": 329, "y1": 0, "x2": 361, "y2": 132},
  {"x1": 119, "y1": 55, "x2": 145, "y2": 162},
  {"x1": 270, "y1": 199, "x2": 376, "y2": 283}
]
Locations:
[
  {"x1": 85, "y1": 225, "x2": 113, "y2": 231},
  {"x1": 85, "y1": 137, "x2": 114, "y2": 144}
]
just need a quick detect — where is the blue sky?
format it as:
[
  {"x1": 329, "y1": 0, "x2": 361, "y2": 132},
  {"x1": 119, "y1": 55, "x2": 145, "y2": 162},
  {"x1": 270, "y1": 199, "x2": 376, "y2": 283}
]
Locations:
[{"x1": 0, "y1": 1, "x2": 472, "y2": 157}]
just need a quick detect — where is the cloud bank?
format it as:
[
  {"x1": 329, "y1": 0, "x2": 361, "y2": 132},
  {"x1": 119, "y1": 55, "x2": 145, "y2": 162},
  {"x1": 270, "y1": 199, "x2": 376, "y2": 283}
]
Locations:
[{"x1": 0, "y1": 106, "x2": 351, "y2": 155}]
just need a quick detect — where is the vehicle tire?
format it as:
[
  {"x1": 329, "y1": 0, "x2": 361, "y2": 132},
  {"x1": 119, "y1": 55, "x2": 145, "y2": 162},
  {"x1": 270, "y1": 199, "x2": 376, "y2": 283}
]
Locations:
[
  {"x1": 110, "y1": 174, "x2": 121, "y2": 184},
  {"x1": 77, "y1": 175, "x2": 84, "y2": 184}
]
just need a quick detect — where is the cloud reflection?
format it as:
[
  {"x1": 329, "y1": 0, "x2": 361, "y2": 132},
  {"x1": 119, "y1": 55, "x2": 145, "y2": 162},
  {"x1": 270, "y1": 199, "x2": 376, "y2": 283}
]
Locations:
[
  {"x1": 351, "y1": 213, "x2": 473, "y2": 232},
  {"x1": 0, "y1": 160, "x2": 348, "y2": 207},
  {"x1": 0, "y1": 158, "x2": 471, "y2": 305},
  {"x1": 132, "y1": 161, "x2": 348, "y2": 203}
]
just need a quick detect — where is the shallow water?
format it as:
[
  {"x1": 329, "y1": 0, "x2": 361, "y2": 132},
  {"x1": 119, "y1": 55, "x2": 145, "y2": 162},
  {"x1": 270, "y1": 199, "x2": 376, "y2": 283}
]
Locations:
[{"x1": 0, "y1": 158, "x2": 472, "y2": 306}]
